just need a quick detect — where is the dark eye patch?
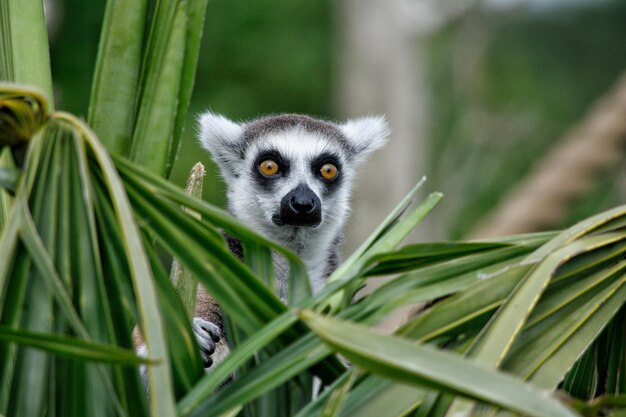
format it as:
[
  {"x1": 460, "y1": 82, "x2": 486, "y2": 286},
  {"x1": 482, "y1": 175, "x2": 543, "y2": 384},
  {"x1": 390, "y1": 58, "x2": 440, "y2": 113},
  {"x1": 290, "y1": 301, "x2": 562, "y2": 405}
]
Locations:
[
  {"x1": 253, "y1": 149, "x2": 290, "y2": 189},
  {"x1": 311, "y1": 152, "x2": 342, "y2": 191}
]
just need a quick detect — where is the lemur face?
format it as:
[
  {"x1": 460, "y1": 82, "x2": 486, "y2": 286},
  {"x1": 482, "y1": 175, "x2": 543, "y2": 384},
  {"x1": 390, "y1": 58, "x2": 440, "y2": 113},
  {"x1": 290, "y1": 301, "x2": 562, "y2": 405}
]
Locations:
[
  {"x1": 250, "y1": 130, "x2": 342, "y2": 228},
  {"x1": 198, "y1": 113, "x2": 388, "y2": 244}
]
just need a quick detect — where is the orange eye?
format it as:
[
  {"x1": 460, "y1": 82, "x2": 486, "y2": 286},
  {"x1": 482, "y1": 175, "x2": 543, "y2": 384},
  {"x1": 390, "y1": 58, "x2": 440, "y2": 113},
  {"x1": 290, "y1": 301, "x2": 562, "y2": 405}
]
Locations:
[
  {"x1": 320, "y1": 163, "x2": 338, "y2": 180},
  {"x1": 259, "y1": 159, "x2": 279, "y2": 177}
]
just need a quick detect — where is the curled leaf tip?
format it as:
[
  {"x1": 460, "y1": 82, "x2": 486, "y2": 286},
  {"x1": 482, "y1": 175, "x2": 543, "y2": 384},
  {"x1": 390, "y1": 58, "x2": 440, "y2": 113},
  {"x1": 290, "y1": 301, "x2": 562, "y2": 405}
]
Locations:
[{"x1": 0, "y1": 84, "x2": 49, "y2": 148}]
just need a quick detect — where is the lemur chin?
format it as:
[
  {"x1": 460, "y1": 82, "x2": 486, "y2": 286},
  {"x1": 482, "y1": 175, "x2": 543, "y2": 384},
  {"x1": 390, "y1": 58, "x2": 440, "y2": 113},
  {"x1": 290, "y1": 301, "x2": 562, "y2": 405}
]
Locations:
[{"x1": 191, "y1": 112, "x2": 389, "y2": 371}]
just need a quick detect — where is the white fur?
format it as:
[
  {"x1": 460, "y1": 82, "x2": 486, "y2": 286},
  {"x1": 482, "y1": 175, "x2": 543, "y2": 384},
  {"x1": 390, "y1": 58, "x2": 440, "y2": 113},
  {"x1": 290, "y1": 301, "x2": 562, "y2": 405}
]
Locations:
[
  {"x1": 197, "y1": 111, "x2": 244, "y2": 183},
  {"x1": 229, "y1": 129, "x2": 350, "y2": 296},
  {"x1": 340, "y1": 116, "x2": 390, "y2": 167},
  {"x1": 197, "y1": 112, "x2": 389, "y2": 298}
]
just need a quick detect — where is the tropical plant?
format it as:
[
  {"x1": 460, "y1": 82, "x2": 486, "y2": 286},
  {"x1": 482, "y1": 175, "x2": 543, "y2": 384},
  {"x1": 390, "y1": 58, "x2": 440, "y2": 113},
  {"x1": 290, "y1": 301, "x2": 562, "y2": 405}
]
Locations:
[{"x1": 1, "y1": 1, "x2": 626, "y2": 417}]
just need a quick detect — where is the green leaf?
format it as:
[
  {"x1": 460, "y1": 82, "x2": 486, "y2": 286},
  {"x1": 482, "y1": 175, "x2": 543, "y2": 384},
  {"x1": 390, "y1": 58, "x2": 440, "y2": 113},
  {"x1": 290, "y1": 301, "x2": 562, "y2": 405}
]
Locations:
[
  {"x1": 469, "y1": 233, "x2": 626, "y2": 369},
  {"x1": 170, "y1": 0, "x2": 209, "y2": 175},
  {"x1": 185, "y1": 331, "x2": 332, "y2": 417},
  {"x1": 0, "y1": 0, "x2": 53, "y2": 106},
  {"x1": 17, "y1": 199, "x2": 88, "y2": 338},
  {"x1": 6, "y1": 122, "x2": 61, "y2": 417},
  {"x1": 293, "y1": 372, "x2": 352, "y2": 417},
  {"x1": 324, "y1": 177, "x2": 427, "y2": 288},
  {"x1": 0, "y1": 166, "x2": 18, "y2": 194},
  {"x1": 140, "y1": 233, "x2": 204, "y2": 392},
  {"x1": 130, "y1": 0, "x2": 188, "y2": 176},
  {"x1": 0, "y1": 149, "x2": 15, "y2": 241},
  {"x1": 364, "y1": 241, "x2": 511, "y2": 276},
  {"x1": 122, "y1": 177, "x2": 275, "y2": 332},
  {"x1": 115, "y1": 153, "x2": 308, "y2": 305},
  {"x1": 58, "y1": 112, "x2": 178, "y2": 416},
  {"x1": 217, "y1": 406, "x2": 244, "y2": 417},
  {"x1": 321, "y1": 187, "x2": 442, "y2": 312},
  {"x1": 318, "y1": 369, "x2": 358, "y2": 417},
  {"x1": 88, "y1": 0, "x2": 147, "y2": 155},
  {"x1": 365, "y1": 245, "x2": 533, "y2": 320},
  {"x1": 0, "y1": 326, "x2": 150, "y2": 365},
  {"x1": 527, "y1": 272, "x2": 626, "y2": 389},
  {"x1": 340, "y1": 376, "x2": 425, "y2": 417},
  {"x1": 114, "y1": 154, "x2": 308, "y2": 285},
  {"x1": 399, "y1": 264, "x2": 531, "y2": 343},
  {"x1": 525, "y1": 205, "x2": 626, "y2": 264},
  {"x1": 299, "y1": 310, "x2": 579, "y2": 417},
  {"x1": 177, "y1": 313, "x2": 300, "y2": 416}
]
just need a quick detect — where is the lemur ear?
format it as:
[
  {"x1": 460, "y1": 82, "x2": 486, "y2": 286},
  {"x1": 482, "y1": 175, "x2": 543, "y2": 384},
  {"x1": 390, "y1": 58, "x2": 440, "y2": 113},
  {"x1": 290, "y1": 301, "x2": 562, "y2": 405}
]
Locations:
[
  {"x1": 197, "y1": 111, "x2": 245, "y2": 179},
  {"x1": 340, "y1": 116, "x2": 390, "y2": 165}
]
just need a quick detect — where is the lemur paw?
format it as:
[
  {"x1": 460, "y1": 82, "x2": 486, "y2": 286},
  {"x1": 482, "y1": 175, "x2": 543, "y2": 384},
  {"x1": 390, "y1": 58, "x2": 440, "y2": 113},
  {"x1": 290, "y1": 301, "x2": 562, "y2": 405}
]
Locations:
[{"x1": 192, "y1": 317, "x2": 221, "y2": 370}]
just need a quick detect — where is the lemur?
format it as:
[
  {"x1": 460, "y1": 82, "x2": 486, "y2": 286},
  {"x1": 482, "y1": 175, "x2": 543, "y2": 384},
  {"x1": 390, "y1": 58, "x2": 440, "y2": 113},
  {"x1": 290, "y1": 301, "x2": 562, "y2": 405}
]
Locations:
[{"x1": 191, "y1": 112, "x2": 389, "y2": 370}]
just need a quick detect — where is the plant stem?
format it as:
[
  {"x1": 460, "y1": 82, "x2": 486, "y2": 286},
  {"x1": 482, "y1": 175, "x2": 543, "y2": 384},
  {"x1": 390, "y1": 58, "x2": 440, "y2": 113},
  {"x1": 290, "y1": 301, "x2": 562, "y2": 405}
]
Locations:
[{"x1": 171, "y1": 162, "x2": 205, "y2": 317}]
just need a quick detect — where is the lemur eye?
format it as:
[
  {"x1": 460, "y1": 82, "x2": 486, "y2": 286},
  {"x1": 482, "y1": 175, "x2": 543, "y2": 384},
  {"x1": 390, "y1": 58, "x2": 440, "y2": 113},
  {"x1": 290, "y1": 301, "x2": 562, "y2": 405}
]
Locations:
[
  {"x1": 259, "y1": 159, "x2": 280, "y2": 177},
  {"x1": 320, "y1": 163, "x2": 338, "y2": 180}
]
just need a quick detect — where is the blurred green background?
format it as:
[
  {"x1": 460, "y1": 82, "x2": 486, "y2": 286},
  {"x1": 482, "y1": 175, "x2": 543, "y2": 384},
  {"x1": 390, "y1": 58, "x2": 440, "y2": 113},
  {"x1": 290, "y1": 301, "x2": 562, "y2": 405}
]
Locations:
[
  {"x1": 49, "y1": 0, "x2": 333, "y2": 210},
  {"x1": 47, "y1": 0, "x2": 626, "y2": 245},
  {"x1": 428, "y1": 1, "x2": 626, "y2": 238}
]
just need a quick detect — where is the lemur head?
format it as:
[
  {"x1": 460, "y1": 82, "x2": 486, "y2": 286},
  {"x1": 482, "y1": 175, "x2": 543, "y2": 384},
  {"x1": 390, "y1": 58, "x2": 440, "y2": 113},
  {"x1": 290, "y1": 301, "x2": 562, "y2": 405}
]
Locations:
[{"x1": 198, "y1": 112, "x2": 388, "y2": 251}]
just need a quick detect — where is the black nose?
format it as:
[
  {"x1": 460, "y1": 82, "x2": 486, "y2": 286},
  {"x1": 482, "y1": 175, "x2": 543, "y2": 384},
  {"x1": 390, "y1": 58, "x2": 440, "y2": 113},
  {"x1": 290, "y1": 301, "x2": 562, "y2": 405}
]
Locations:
[
  {"x1": 276, "y1": 184, "x2": 321, "y2": 227},
  {"x1": 290, "y1": 193, "x2": 315, "y2": 214}
]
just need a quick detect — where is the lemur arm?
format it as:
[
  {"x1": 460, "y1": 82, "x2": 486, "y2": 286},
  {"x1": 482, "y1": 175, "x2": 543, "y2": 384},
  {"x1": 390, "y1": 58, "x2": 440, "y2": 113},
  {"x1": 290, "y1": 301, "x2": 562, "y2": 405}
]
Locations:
[
  {"x1": 133, "y1": 286, "x2": 228, "y2": 373},
  {"x1": 193, "y1": 286, "x2": 230, "y2": 369}
]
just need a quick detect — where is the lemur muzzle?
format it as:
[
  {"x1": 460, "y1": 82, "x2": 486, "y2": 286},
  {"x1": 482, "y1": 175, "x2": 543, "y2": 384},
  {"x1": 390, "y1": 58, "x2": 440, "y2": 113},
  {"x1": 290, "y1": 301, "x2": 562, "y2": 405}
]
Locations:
[{"x1": 279, "y1": 183, "x2": 321, "y2": 227}]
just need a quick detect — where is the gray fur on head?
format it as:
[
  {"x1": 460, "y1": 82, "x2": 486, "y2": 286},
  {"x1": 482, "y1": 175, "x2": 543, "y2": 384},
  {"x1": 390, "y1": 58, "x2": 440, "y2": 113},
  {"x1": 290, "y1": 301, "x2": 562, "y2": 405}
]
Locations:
[{"x1": 198, "y1": 112, "x2": 389, "y2": 295}]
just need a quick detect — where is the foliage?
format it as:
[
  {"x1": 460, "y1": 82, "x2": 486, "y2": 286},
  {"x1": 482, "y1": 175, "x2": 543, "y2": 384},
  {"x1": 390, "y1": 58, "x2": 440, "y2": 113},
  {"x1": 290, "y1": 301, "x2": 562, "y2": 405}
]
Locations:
[
  {"x1": 2, "y1": 1, "x2": 626, "y2": 417},
  {"x1": 5, "y1": 84, "x2": 626, "y2": 416},
  {"x1": 44, "y1": 1, "x2": 625, "y2": 235},
  {"x1": 46, "y1": 0, "x2": 334, "y2": 207}
]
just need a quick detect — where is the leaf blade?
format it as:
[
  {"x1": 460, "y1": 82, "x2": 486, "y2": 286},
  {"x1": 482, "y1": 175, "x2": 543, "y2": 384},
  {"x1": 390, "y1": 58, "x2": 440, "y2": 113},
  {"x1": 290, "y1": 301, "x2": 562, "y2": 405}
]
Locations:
[{"x1": 299, "y1": 310, "x2": 579, "y2": 417}]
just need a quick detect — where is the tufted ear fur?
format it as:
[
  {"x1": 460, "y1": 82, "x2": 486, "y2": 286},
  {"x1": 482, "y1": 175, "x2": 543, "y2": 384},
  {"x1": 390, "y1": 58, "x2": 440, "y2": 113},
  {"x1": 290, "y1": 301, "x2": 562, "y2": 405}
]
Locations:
[
  {"x1": 197, "y1": 111, "x2": 245, "y2": 181},
  {"x1": 339, "y1": 116, "x2": 390, "y2": 167}
]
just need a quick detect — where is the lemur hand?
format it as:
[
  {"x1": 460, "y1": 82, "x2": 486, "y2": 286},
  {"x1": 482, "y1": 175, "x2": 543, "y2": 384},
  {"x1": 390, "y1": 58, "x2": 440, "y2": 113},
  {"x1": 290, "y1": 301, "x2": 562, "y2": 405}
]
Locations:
[{"x1": 192, "y1": 317, "x2": 221, "y2": 370}]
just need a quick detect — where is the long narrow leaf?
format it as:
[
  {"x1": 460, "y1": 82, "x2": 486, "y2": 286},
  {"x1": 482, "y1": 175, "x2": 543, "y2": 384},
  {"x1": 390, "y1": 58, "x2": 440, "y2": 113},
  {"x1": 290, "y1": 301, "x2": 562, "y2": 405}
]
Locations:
[
  {"x1": 88, "y1": 0, "x2": 147, "y2": 155},
  {"x1": 299, "y1": 310, "x2": 578, "y2": 417},
  {"x1": 322, "y1": 190, "x2": 442, "y2": 312},
  {"x1": 0, "y1": 0, "x2": 53, "y2": 105},
  {"x1": 6, "y1": 123, "x2": 62, "y2": 417},
  {"x1": 177, "y1": 313, "x2": 299, "y2": 416},
  {"x1": 0, "y1": 326, "x2": 150, "y2": 365},
  {"x1": 114, "y1": 155, "x2": 308, "y2": 282},
  {"x1": 470, "y1": 233, "x2": 626, "y2": 368},
  {"x1": 130, "y1": 0, "x2": 187, "y2": 176},
  {"x1": 529, "y1": 276, "x2": 626, "y2": 389},
  {"x1": 56, "y1": 112, "x2": 177, "y2": 416},
  {"x1": 169, "y1": 0, "x2": 209, "y2": 175},
  {"x1": 525, "y1": 205, "x2": 626, "y2": 264}
]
